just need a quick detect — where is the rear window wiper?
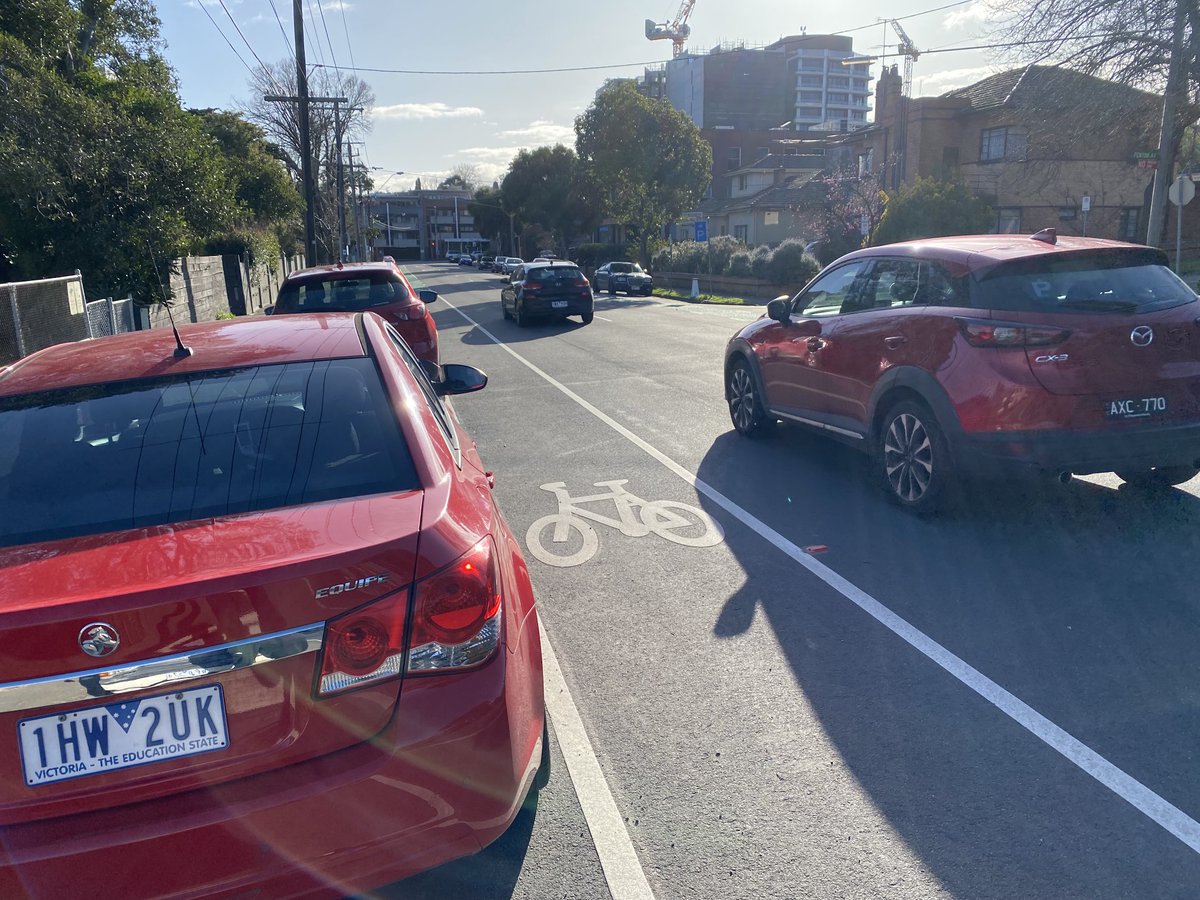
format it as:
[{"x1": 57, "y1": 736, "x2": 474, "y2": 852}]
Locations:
[{"x1": 1057, "y1": 298, "x2": 1140, "y2": 312}]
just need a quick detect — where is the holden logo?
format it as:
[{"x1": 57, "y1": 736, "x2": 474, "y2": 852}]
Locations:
[
  {"x1": 1130, "y1": 326, "x2": 1154, "y2": 347},
  {"x1": 78, "y1": 623, "x2": 120, "y2": 658}
]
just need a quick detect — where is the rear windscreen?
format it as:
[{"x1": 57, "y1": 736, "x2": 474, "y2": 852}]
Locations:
[
  {"x1": 276, "y1": 273, "x2": 411, "y2": 313},
  {"x1": 0, "y1": 358, "x2": 419, "y2": 548},
  {"x1": 528, "y1": 266, "x2": 581, "y2": 284},
  {"x1": 973, "y1": 252, "x2": 1195, "y2": 314}
]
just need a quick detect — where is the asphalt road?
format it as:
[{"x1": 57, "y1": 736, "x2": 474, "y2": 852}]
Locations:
[{"x1": 383, "y1": 262, "x2": 1200, "y2": 899}]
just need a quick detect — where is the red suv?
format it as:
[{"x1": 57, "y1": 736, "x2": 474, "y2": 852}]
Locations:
[
  {"x1": 272, "y1": 261, "x2": 440, "y2": 363},
  {"x1": 725, "y1": 231, "x2": 1200, "y2": 512}
]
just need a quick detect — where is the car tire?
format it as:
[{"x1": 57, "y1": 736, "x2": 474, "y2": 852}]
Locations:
[
  {"x1": 727, "y1": 358, "x2": 773, "y2": 438},
  {"x1": 642, "y1": 287, "x2": 653, "y2": 296},
  {"x1": 877, "y1": 400, "x2": 953, "y2": 515},
  {"x1": 581, "y1": 309, "x2": 594, "y2": 325},
  {"x1": 516, "y1": 299, "x2": 529, "y2": 328},
  {"x1": 1117, "y1": 466, "x2": 1199, "y2": 488}
]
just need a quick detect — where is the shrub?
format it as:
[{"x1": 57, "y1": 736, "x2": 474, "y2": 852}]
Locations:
[
  {"x1": 871, "y1": 176, "x2": 994, "y2": 246},
  {"x1": 750, "y1": 244, "x2": 773, "y2": 280},
  {"x1": 728, "y1": 250, "x2": 752, "y2": 277}
]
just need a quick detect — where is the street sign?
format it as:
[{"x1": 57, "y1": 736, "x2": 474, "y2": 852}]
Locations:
[
  {"x1": 694, "y1": 220, "x2": 708, "y2": 242},
  {"x1": 1134, "y1": 150, "x2": 1159, "y2": 160},
  {"x1": 1081, "y1": 196, "x2": 1091, "y2": 212},
  {"x1": 860, "y1": 213, "x2": 870, "y2": 236},
  {"x1": 1138, "y1": 159, "x2": 1159, "y2": 170},
  {"x1": 1169, "y1": 175, "x2": 1195, "y2": 207}
]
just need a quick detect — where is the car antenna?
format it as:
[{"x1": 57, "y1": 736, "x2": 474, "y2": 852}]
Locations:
[{"x1": 145, "y1": 240, "x2": 193, "y2": 357}]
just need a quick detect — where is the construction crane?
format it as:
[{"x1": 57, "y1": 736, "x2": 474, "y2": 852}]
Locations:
[
  {"x1": 645, "y1": 0, "x2": 696, "y2": 58},
  {"x1": 884, "y1": 19, "x2": 920, "y2": 188}
]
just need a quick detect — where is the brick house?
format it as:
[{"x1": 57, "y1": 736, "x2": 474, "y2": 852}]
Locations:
[{"x1": 828, "y1": 65, "x2": 1162, "y2": 242}]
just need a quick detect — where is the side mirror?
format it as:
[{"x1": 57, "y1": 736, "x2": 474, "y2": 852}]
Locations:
[
  {"x1": 766, "y1": 296, "x2": 791, "y2": 323},
  {"x1": 435, "y1": 363, "x2": 488, "y2": 396},
  {"x1": 419, "y1": 288, "x2": 438, "y2": 304},
  {"x1": 264, "y1": 306, "x2": 274, "y2": 316}
]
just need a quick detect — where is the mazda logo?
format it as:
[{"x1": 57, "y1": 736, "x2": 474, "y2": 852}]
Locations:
[
  {"x1": 79, "y1": 623, "x2": 120, "y2": 658},
  {"x1": 1131, "y1": 326, "x2": 1154, "y2": 347}
]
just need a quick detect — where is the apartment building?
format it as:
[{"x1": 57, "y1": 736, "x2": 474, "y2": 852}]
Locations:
[{"x1": 359, "y1": 188, "x2": 486, "y2": 261}]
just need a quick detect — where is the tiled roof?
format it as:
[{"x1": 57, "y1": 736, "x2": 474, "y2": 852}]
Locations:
[
  {"x1": 695, "y1": 172, "x2": 825, "y2": 215},
  {"x1": 940, "y1": 65, "x2": 1158, "y2": 112},
  {"x1": 731, "y1": 154, "x2": 826, "y2": 174}
]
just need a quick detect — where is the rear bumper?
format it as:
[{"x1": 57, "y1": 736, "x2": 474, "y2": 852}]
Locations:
[
  {"x1": 952, "y1": 420, "x2": 1200, "y2": 477},
  {"x1": 525, "y1": 297, "x2": 593, "y2": 316},
  {"x1": 0, "y1": 652, "x2": 542, "y2": 900}
]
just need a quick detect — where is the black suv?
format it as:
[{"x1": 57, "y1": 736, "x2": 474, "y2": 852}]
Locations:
[{"x1": 501, "y1": 262, "x2": 594, "y2": 326}]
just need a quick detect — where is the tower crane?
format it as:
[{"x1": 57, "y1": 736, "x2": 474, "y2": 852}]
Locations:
[{"x1": 645, "y1": 0, "x2": 696, "y2": 58}]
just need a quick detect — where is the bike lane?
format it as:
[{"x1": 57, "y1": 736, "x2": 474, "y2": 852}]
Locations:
[{"x1": 417, "y1": 266, "x2": 1200, "y2": 899}]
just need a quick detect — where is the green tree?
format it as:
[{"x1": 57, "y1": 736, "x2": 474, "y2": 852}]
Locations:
[
  {"x1": 871, "y1": 177, "x2": 994, "y2": 246},
  {"x1": 0, "y1": 5, "x2": 238, "y2": 299},
  {"x1": 501, "y1": 144, "x2": 598, "y2": 256},
  {"x1": 575, "y1": 81, "x2": 711, "y2": 266},
  {"x1": 468, "y1": 186, "x2": 514, "y2": 254}
]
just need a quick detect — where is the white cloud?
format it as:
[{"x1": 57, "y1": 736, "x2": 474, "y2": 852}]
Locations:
[
  {"x1": 497, "y1": 120, "x2": 576, "y2": 145},
  {"x1": 372, "y1": 102, "x2": 483, "y2": 121},
  {"x1": 324, "y1": 0, "x2": 353, "y2": 10},
  {"x1": 943, "y1": 2, "x2": 995, "y2": 29},
  {"x1": 454, "y1": 146, "x2": 522, "y2": 163},
  {"x1": 914, "y1": 66, "x2": 999, "y2": 97}
]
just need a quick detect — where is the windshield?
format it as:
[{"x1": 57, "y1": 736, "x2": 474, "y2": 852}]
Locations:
[
  {"x1": 0, "y1": 359, "x2": 417, "y2": 548},
  {"x1": 609, "y1": 263, "x2": 643, "y2": 274}
]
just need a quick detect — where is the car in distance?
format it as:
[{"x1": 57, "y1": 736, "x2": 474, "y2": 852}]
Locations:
[
  {"x1": 458, "y1": 254, "x2": 475, "y2": 267},
  {"x1": 501, "y1": 261, "x2": 594, "y2": 327},
  {"x1": 725, "y1": 230, "x2": 1200, "y2": 513},
  {"x1": 0, "y1": 313, "x2": 547, "y2": 897},
  {"x1": 270, "y1": 261, "x2": 440, "y2": 364},
  {"x1": 501, "y1": 257, "x2": 525, "y2": 275},
  {"x1": 594, "y1": 261, "x2": 654, "y2": 296},
  {"x1": 478, "y1": 254, "x2": 496, "y2": 271}
]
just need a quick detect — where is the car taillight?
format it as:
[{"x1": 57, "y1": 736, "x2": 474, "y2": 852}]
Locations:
[
  {"x1": 572, "y1": 275, "x2": 590, "y2": 288},
  {"x1": 956, "y1": 317, "x2": 1070, "y2": 348},
  {"x1": 317, "y1": 589, "x2": 408, "y2": 696},
  {"x1": 407, "y1": 537, "x2": 502, "y2": 673},
  {"x1": 396, "y1": 304, "x2": 426, "y2": 321}
]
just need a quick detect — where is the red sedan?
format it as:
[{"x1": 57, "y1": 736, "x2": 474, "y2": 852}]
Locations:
[
  {"x1": 271, "y1": 261, "x2": 441, "y2": 364},
  {"x1": 0, "y1": 313, "x2": 546, "y2": 897}
]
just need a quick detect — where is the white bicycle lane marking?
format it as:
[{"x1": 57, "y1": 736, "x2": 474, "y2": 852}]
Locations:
[
  {"x1": 525, "y1": 480, "x2": 724, "y2": 568},
  {"x1": 438, "y1": 291, "x2": 1200, "y2": 859}
]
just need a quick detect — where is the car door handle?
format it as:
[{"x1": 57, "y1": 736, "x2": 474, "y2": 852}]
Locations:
[
  {"x1": 806, "y1": 336, "x2": 826, "y2": 351},
  {"x1": 884, "y1": 336, "x2": 907, "y2": 349}
]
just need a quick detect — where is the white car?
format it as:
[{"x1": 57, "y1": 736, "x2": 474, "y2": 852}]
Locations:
[{"x1": 499, "y1": 257, "x2": 524, "y2": 275}]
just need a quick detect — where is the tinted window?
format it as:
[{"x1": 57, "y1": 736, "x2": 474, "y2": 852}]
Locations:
[
  {"x1": 527, "y1": 266, "x2": 581, "y2": 284},
  {"x1": 276, "y1": 273, "x2": 410, "y2": 313},
  {"x1": 0, "y1": 359, "x2": 418, "y2": 548},
  {"x1": 795, "y1": 261, "x2": 870, "y2": 317},
  {"x1": 973, "y1": 252, "x2": 1194, "y2": 314},
  {"x1": 609, "y1": 263, "x2": 641, "y2": 274}
]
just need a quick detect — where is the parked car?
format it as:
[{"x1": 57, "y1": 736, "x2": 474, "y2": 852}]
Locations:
[
  {"x1": 478, "y1": 255, "x2": 496, "y2": 271},
  {"x1": 446, "y1": 252, "x2": 461, "y2": 262},
  {"x1": 594, "y1": 261, "x2": 654, "y2": 296},
  {"x1": 724, "y1": 230, "x2": 1200, "y2": 513},
  {"x1": 458, "y1": 254, "x2": 475, "y2": 267},
  {"x1": 270, "y1": 261, "x2": 440, "y2": 363},
  {"x1": 501, "y1": 261, "x2": 594, "y2": 326},
  {"x1": 501, "y1": 257, "x2": 525, "y2": 275},
  {"x1": 0, "y1": 312, "x2": 548, "y2": 898}
]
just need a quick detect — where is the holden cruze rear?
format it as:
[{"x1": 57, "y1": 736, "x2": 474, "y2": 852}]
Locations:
[{"x1": 0, "y1": 315, "x2": 545, "y2": 898}]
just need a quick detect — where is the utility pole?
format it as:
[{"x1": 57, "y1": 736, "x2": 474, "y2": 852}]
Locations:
[
  {"x1": 1148, "y1": 3, "x2": 1188, "y2": 248},
  {"x1": 347, "y1": 143, "x2": 363, "y2": 260},
  {"x1": 292, "y1": 0, "x2": 316, "y2": 265}
]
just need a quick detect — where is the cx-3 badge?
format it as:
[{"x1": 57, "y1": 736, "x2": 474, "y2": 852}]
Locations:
[
  {"x1": 1131, "y1": 326, "x2": 1154, "y2": 347},
  {"x1": 79, "y1": 623, "x2": 120, "y2": 658}
]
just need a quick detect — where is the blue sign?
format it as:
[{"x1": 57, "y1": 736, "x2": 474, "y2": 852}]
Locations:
[{"x1": 694, "y1": 221, "x2": 708, "y2": 242}]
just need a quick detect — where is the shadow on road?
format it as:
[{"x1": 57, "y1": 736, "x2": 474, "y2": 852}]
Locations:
[{"x1": 694, "y1": 422, "x2": 1200, "y2": 897}]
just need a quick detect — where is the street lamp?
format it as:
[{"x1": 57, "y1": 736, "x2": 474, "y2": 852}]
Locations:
[{"x1": 371, "y1": 168, "x2": 406, "y2": 192}]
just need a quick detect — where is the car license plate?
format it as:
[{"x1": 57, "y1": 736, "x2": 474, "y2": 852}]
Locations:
[
  {"x1": 18, "y1": 685, "x2": 228, "y2": 787},
  {"x1": 1104, "y1": 397, "x2": 1168, "y2": 419},
  {"x1": 551, "y1": 301, "x2": 568, "y2": 308}
]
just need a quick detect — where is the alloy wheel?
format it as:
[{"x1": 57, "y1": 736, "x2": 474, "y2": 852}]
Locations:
[
  {"x1": 883, "y1": 412, "x2": 934, "y2": 503},
  {"x1": 729, "y1": 366, "x2": 756, "y2": 433}
]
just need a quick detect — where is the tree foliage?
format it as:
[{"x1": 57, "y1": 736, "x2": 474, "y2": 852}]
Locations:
[
  {"x1": 575, "y1": 81, "x2": 711, "y2": 266},
  {"x1": 0, "y1": 3, "x2": 241, "y2": 299},
  {"x1": 501, "y1": 144, "x2": 597, "y2": 256},
  {"x1": 468, "y1": 186, "x2": 513, "y2": 253},
  {"x1": 871, "y1": 177, "x2": 994, "y2": 246}
]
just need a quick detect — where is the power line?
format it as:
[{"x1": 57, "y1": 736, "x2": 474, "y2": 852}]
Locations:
[
  {"x1": 315, "y1": 0, "x2": 340, "y2": 71},
  {"x1": 217, "y1": 0, "x2": 268, "y2": 71},
  {"x1": 196, "y1": 1, "x2": 255, "y2": 75},
  {"x1": 266, "y1": 0, "x2": 294, "y2": 57},
  {"x1": 338, "y1": 0, "x2": 359, "y2": 76},
  {"x1": 303, "y1": 0, "x2": 327, "y2": 67}
]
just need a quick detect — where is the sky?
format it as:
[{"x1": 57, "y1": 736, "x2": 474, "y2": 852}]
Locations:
[{"x1": 158, "y1": 0, "x2": 1013, "y2": 192}]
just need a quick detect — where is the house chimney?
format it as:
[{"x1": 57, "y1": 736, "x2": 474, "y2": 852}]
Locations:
[{"x1": 875, "y1": 65, "x2": 901, "y2": 125}]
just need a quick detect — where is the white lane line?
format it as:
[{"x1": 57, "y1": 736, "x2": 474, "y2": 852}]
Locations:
[
  {"x1": 595, "y1": 314, "x2": 614, "y2": 322},
  {"x1": 541, "y1": 626, "x2": 655, "y2": 900},
  {"x1": 440, "y1": 293, "x2": 1200, "y2": 857}
]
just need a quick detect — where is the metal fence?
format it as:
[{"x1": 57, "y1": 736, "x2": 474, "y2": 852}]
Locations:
[
  {"x1": 84, "y1": 296, "x2": 137, "y2": 338},
  {"x1": 0, "y1": 272, "x2": 89, "y2": 365}
]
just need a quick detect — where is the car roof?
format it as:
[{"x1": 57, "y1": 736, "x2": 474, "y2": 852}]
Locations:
[
  {"x1": 837, "y1": 233, "x2": 1149, "y2": 275},
  {"x1": 283, "y1": 261, "x2": 398, "y2": 283},
  {"x1": 0, "y1": 314, "x2": 367, "y2": 398}
]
